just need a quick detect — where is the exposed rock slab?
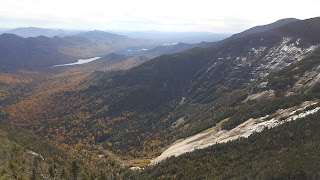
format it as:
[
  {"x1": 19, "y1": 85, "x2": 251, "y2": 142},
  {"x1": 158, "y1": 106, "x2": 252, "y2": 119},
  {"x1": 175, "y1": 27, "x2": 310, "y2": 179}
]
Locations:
[{"x1": 150, "y1": 101, "x2": 319, "y2": 165}]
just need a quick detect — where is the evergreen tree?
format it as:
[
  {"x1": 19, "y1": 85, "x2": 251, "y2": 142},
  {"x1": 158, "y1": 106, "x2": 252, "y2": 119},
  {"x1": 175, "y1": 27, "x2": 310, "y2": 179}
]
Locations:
[
  {"x1": 48, "y1": 165, "x2": 55, "y2": 178},
  {"x1": 30, "y1": 168, "x2": 36, "y2": 180},
  {"x1": 71, "y1": 161, "x2": 80, "y2": 180}
]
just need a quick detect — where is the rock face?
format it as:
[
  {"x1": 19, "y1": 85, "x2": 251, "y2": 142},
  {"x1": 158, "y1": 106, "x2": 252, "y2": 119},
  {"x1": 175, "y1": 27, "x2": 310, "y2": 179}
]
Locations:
[
  {"x1": 150, "y1": 101, "x2": 320, "y2": 165},
  {"x1": 171, "y1": 117, "x2": 185, "y2": 128},
  {"x1": 291, "y1": 64, "x2": 320, "y2": 93},
  {"x1": 191, "y1": 37, "x2": 319, "y2": 94},
  {"x1": 250, "y1": 38, "x2": 318, "y2": 80},
  {"x1": 26, "y1": 150, "x2": 44, "y2": 161},
  {"x1": 244, "y1": 90, "x2": 275, "y2": 102}
]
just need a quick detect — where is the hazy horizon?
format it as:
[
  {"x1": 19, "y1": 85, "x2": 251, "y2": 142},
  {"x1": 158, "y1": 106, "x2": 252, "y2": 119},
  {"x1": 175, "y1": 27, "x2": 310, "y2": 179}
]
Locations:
[
  {"x1": 0, "y1": 27, "x2": 233, "y2": 34},
  {"x1": 1, "y1": 0, "x2": 319, "y2": 33}
]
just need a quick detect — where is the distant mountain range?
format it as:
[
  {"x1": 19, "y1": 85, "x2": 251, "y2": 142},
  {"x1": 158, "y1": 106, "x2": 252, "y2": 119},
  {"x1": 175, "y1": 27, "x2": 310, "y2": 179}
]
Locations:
[
  {"x1": 0, "y1": 18, "x2": 303, "y2": 70},
  {"x1": 121, "y1": 18, "x2": 301, "y2": 57},
  {"x1": 1, "y1": 27, "x2": 231, "y2": 44},
  {"x1": 0, "y1": 28, "x2": 229, "y2": 69},
  {"x1": 112, "y1": 30, "x2": 231, "y2": 44},
  {"x1": 76, "y1": 30, "x2": 128, "y2": 42},
  {"x1": 3, "y1": 27, "x2": 79, "y2": 37},
  {"x1": 0, "y1": 30, "x2": 153, "y2": 69}
]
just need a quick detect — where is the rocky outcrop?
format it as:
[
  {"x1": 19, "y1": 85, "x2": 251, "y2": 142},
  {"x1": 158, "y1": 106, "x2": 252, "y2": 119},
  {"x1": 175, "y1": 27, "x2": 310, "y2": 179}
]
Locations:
[
  {"x1": 244, "y1": 89, "x2": 275, "y2": 102},
  {"x1": 150, "y1": 101, "x2": 319, "y2": 165},
  {"x1": 291, "y1": 64, "x2": 320, "y2": 92}
]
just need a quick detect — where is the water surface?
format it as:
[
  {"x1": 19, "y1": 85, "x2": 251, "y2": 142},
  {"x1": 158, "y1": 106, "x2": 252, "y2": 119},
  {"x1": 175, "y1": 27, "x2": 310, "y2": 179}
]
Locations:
[{"x1": 52, "y1": 57, "x2": 101, "y2": 67}]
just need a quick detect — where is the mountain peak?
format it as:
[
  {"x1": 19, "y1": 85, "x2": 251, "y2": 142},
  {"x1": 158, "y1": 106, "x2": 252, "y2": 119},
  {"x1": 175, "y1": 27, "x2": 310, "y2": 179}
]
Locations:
[
  {"x1": 4, "y1": 27, "x2": 66, "y2": 38},
  {"x1": 272, "y1": 18, "x2": 300, "y2": 24},
  {"x1": 76, "y1": 30, "x2": 128, "y2": 41}
]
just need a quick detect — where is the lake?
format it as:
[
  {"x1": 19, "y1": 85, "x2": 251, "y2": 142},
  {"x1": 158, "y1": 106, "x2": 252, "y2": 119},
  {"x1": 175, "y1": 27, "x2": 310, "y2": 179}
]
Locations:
[{"x1": 52, "y1": 57, "x2": 101, "y2": 67}]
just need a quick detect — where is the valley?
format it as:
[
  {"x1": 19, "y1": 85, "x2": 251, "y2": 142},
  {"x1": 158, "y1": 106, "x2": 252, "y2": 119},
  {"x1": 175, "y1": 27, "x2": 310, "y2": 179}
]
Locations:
[{"x1": 1, "y1": 16, "x2": 320, "y2": 179}]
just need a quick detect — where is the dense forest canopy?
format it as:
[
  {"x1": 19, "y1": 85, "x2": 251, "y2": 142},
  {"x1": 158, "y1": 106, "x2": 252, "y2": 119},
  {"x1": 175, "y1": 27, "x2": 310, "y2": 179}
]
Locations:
[{"x1": 1, "y1": 17, "x2": 320, "y2": 179}]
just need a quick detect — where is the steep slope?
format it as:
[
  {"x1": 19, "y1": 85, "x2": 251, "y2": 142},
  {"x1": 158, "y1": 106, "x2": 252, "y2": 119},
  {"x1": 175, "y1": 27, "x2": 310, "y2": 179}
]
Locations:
[
  {"x1": 132, "y1": 43, "x2": 320, "y2": 178},
  {"x1": 0, "y1": 126, "x2": 68, "y2": 179},
  {"x1": 0, "y1": 125, "x2": 116, "y2": 179},
  {"x1": 136, "y1": 111, "x2": 320, "y2": 180},
  {"x1": 5, "y1": 17, "x2": 320, "y2": 163},
  {"x1": 148, "y1": 33, "x2": 320, "y2": 163},
  {"x1": 188, "y1": 17, "x2": 319, "y2": 103}
]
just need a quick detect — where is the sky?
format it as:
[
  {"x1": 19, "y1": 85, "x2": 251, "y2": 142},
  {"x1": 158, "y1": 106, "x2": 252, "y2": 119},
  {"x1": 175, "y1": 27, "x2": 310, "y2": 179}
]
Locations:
[{"x1": 0, "y1": 0, "x2": 319, "y2": 33}]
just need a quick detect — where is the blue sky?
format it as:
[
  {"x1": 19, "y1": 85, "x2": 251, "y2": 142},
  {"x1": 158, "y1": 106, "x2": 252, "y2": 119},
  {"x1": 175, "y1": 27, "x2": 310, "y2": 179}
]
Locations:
[{"x1": 1, "y1": 0, "x2": 319, "y2": 33}]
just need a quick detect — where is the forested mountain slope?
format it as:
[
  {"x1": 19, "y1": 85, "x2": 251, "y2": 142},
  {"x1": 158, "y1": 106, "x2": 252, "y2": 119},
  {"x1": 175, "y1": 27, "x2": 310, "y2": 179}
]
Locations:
[
  {"x1": 127, "y1": 18, "x2": 320, "y2": 179},
  {"x1": 0, "y1": 126, "x2": 117, "y2": 179},
  {"x1": 135, "y1": 111, "x2": 320, "y2": 180},
  {"x1": 150, "y1": 49, "x2": 320, "y2": 164},
  {"x1": 4, "y1": 17, "x2": 320, "y2": 163},
  {"x1": 2, "y1": 17, "x2": 320, "y2": 179},
  {"x1": 0, "y1": 126, "x2": 67, "y2": 179}
]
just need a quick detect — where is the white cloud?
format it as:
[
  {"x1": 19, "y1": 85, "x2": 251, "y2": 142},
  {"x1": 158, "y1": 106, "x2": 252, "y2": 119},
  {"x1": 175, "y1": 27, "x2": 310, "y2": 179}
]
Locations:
[{"x1": 0, "y1": 0, "x2": 319, "y2": 32}]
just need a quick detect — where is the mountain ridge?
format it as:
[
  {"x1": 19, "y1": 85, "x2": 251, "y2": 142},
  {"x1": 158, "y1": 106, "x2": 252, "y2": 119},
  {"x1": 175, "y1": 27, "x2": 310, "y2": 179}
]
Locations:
[
  {"x1": 3, "y1": 27, "x2": 70, "y2": 37},
  {"x1": 227, "y1": 18, "x2": 300, "y2": 40},
  {"x1": 2, "y1": 16, "x2": 320, "y2": 179},
  {"x1": 76, "y1": 30, "x2": 129, "y2": 42}
]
